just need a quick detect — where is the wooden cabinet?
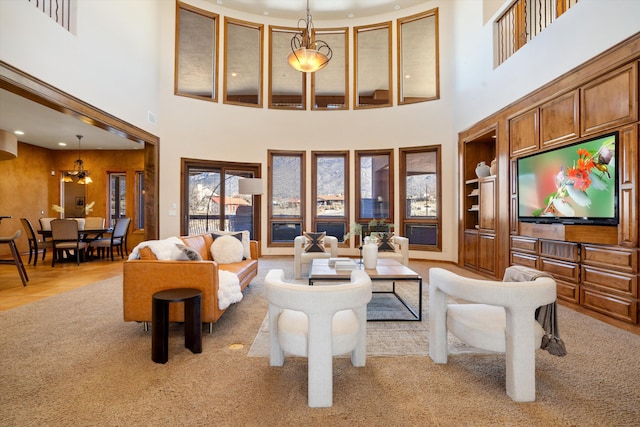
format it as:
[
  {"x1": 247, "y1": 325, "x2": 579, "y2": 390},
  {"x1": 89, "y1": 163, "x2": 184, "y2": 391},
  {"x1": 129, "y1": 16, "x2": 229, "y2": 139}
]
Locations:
[
  {"x1": 479, "y1": 177, "x2": 496, "y2": 231},
  {"x1": 459, "y1": 127, "x2": 498, "y2": 278},
  {"x1": 510, "y1": 236, "x2": 640, "y2": 322},
  {"x1": 581, "y1": 62, "x2": 638, "y2": 136},
  {"x1": 540, "y1": 90, "x2": 579, "y2": 148},
  {"x1": 509, "y1": 109, "x2": 539, "y2": 156}
]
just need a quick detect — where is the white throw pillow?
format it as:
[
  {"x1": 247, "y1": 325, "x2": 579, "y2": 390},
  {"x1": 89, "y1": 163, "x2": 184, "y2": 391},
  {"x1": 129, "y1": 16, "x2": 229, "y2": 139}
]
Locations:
[
  {"x1": 212, "y1": 230, "x2": 251, "y2": 259},
  {"x1": 210, "y1": 235, "x2": 244, "y2": 264}
]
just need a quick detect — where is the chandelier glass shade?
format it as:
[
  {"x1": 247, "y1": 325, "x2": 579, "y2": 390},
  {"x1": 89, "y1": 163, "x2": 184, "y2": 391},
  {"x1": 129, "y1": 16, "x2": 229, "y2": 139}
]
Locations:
[
  {"x1": 63, "y1": 135, "x2": 92, "y2": 184},
  {"x1": 288, "y1": 0, "x2": 332, "y2": 73}
]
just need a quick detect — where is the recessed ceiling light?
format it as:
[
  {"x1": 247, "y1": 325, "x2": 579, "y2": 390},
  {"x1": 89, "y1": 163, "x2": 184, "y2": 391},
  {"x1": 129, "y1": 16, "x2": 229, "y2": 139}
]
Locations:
[
  {"x1": 231, "y1": 72, "x2": 237, "y2": 77},
  {"x1": 395, "y1": 5, "x2": 401, "y2": 10},
  {"x1": 216, "y1": 0, "x2": 223, "y2": 5},
  {"x1": 14, "y1": 130, "x2": 24, "y2": 135},
  {"x1": 263, "y1": 11, "x2": 269, "y2": 16},
  {"x1": 405, "y1": 75, "x2": 411, "y2": 79},
  {"x1": 348, "y1": 13, "x2": 354, "y2": 18},
  {"x1": 58, "y1": 142, "x2": 67, "y2": 147}
]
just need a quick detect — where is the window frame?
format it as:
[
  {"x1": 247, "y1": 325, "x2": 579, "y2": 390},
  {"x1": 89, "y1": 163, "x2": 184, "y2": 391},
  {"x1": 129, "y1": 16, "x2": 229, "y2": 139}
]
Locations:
[
  {"x1": 269, "y1": 25, "x2": 306, "y2": 110},
  {"x1": 180, "y1": 158, "x2": 261, "y2": 237},
  {"x1": 399, "y1": 145, "x2": 442, "y2": 251},
  {"x1": 355, "y1": 148, "x2": 394, "y2": 225},
  {"x1": 223, "y1": 17, "x2": 264, "y2": 108},
  {"x1": 174, "y1": 1, "x2": 219, "y2": 102},
  {"x1": 397, "y1": 8, "x2": 440, "y2": 105},
  {"x1": 311, "y1": 151, "x2": 350, "y2": 244},
  {"x1": 268, "y1": 150, "x2": 306, "y2": 247},
  {"x1": 354, "y1": 22, "x2": 392, "y2": 109},
  {"x1": 311, "y1": 27, "x2": 349, "y2": 110}
]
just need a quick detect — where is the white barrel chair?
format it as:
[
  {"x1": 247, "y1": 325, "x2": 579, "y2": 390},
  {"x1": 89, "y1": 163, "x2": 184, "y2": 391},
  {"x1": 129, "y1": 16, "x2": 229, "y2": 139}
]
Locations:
[
  {"x1": 293, "y1": 234, "x2": 338, "y2": 279},
  {"x1": 428, "y1": 267, "x2": 557, "y2": 402},
  {"x1": 265, "y1": 268, "x2": 372, "y2": 407}
]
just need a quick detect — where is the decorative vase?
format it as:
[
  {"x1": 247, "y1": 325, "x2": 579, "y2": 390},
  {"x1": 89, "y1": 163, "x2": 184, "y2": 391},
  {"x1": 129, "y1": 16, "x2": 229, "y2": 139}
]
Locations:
[
  {"x1": 362, "y1": 237, "x2": 378, "y2": 269},
  {"x1": 475, "y1": 161, "x2": 491, "y2": 178},
  {"x1": 490, "y1": 158, "x2": 497, "y2": 176}
]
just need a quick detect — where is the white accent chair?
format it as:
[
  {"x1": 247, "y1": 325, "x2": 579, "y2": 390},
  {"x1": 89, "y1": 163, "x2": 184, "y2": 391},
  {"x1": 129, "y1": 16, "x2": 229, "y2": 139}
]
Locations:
[
  {"x1": 376, "y1": 235, "x2": 409, "y2": 266},
  {"x1": 265, "y1": 269, "x2": 372, "y2": 407},
  {"x1": 293, "y1": 234, "x2": 338, "y2": 279},
  {"x1": 428, "y1": 267, "x2": 557, "y2": 402}
]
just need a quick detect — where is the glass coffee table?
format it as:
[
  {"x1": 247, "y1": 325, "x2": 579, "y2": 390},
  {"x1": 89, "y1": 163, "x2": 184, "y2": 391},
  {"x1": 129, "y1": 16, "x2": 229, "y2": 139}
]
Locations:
[{"x1": 308, "y1": 258, "x2": 422, "y2": 321}]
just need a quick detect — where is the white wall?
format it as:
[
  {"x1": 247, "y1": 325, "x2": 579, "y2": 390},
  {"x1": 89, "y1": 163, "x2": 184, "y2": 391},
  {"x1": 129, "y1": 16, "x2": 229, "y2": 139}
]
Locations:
[{"x1": 0, "y1": 0, "x2": 159, "y2": 136}]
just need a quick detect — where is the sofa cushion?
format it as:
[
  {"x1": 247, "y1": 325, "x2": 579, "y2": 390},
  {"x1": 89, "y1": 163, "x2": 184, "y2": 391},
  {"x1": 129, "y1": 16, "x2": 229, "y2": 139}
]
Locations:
[
  {"x1": 303, "y1": 231, "x2": 326, "y2": 252},
  {"x1": 180, "y1": 234, "x2": 214, "y2": 261},
  {"x1": 212, "y1": 230, "x2": 251, "y2": 260},
  {"x1": 175, "y1": 243, "x2": 203, "y2": 261},
  {"x1": 210, "y1": 235, "x2": 244, "y2": 264},
  {"x1": 138, "y1": 246, "x2": 157, "y2": 260}
]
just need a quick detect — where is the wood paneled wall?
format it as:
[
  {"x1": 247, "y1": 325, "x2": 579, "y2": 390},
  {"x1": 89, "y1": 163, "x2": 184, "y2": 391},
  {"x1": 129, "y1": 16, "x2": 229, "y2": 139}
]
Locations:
[{"x1": 0, "y1": 142, "x2": 144, "y2": 256}]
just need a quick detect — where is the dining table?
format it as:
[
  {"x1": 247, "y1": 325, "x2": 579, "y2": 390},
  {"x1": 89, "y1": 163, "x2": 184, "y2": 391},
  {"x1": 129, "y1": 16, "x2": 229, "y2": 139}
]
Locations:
[{"x1": 38, "y1": 227, "x2": 113, "y2": 243}]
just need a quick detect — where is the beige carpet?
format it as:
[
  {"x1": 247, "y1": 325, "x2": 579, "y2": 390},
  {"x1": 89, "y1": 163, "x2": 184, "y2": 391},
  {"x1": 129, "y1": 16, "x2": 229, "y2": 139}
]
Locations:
[{"x1": 1, "y1": 257, "x2": 639, "y2": 426}]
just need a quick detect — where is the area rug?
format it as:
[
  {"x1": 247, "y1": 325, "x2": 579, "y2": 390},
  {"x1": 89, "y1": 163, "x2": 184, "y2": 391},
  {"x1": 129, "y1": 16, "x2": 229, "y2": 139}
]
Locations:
[{"x1": 248, "y1": 280, "x2": 484, "y2": 358}]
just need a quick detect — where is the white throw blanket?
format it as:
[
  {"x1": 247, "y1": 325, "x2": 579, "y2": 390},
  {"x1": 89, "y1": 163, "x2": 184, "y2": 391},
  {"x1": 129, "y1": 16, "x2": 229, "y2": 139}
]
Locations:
[
  {"x1": 128, "y1": 237, "x2": 184, "y2": 260},
  {"x1": 218, "y1": 270, "x2": 242, "y2": 310}
]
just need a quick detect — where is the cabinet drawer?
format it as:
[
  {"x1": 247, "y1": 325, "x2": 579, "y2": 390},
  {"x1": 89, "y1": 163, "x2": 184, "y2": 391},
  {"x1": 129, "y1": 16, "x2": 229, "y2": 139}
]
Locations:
[
  {"x1": 556, "y1": 279, "x2": 579, "y2": 304},
  {"x1": 581, "y1": 245, "x2": 637, "y2": 273},
  {"x1": 540, "y1": 258, "x2": 579, "y2": 283},
  {"x1": 510, "y1": 252, "x2": 538, "y2": 269},
  {"x1": 539, "y1": 240, "x2": 579, "y2": 262},
  {"x1": 510, "y1": 236, "x2": 538, "y2": 254},
  {"x1": 580, "y1": 287, "x2": 637, "y2": 324},
  {"x1": 581, "y1": 265, "x2": 638, "y2": 298}
]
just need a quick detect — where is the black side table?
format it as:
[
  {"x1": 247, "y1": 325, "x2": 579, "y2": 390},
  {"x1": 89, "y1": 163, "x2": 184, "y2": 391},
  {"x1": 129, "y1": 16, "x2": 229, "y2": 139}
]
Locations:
[{"x1": 152, "y1": 288, "x2": 202, "y2": 364}]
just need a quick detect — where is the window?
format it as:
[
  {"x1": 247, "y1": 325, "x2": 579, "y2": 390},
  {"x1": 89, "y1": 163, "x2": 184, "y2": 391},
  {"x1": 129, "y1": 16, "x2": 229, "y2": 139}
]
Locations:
[
  {"x1": 224, "y1": 18, "x2": 263, "y2": 107},
  {"x1": 400, "y1": 146, "x2": 441, "y2": 250},
  {"x1": 175, "y1": 2, "x2": 218, "y2": 101},
  {"x1": 108, "y1": 173, "x2": 127, "y2": 227},
  {"x1": 135, "y1": 170, "x2": 145, "y2": 231},
  {"x1": 312, "y1": 28, "x2": 349, "y2": 110},
  {"x1": 181, "y1": 160, "x2": 261, "y2": 239},
  {"x1": 398, "y1": 9, "x2": 439, "y2": 104},
  {"x1": 312, "y1": 151, "x2": 349, "y2": 242},
  {"x1": 268, "y1": 151, "x2": 305, "y2": 246},
  {"x1": 269, "y1": 26, "x2": 305, "y2": 109},
  {"x1": 354, "y1": 22, "x2": 392, "y2": 109},
  {"x1": 355, "y1": 150, "x2": 393, "y2": 222},
  {"x1": 496, "y1": 0, "x2": 579, "y2": 65}
]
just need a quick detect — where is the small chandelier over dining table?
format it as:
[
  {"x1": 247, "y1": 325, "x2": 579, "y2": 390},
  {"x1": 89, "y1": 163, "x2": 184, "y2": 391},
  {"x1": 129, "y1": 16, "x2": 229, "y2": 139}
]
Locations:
[
  {"x1": 62, "y1": 134, "x2": 93, "y2": 184},
  {"x1": 288, "y1": 0, "x2": 332, "y2": 73}
]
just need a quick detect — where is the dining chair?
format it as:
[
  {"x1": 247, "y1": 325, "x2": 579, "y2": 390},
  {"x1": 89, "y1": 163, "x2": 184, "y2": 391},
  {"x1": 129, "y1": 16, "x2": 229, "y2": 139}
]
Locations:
[
  {"x1": 0, "y1": 230, "x2": 29, "y2": 286},
  {"x1": 90, "y1": 217, "x2": 130, "y2": 261},
  {"x1": 50, "y1": 219, "x2": 87, "y2": 266},
  {"x1": 20, "y1": 217, "x2": 53, "y2": 266}
]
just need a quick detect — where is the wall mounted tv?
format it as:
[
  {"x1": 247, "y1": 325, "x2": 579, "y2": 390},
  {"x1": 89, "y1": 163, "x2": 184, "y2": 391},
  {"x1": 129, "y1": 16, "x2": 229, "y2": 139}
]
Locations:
[{"x1": 517, "y1": 132, "x2": 618, "y2": 226}]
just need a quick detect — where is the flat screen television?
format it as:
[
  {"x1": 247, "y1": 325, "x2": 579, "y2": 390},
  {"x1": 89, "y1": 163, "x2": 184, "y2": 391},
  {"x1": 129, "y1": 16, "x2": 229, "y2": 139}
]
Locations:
[{"x1": 517, "y1": 132, "x2": 618, "y2": 226}]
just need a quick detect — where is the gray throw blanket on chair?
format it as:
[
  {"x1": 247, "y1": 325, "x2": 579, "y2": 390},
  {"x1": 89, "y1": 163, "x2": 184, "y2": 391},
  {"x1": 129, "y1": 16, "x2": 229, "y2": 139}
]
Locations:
[{"x1": 503, "y1": 265, "x2": 567, "y2": 356}]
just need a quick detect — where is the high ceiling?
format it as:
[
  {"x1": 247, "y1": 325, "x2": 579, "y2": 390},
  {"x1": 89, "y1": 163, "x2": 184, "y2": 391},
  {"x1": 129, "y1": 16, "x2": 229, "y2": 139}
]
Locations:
[
  {"x1": 0, "y1": 0, "x2": 429, "y2": 151},
  {"x1": 211, "y1": 0, "x2": 428, "y2": 21}
]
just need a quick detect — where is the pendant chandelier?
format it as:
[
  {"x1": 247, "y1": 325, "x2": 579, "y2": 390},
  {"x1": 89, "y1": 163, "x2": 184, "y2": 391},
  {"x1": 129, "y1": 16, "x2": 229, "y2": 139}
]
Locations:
[
  {"x1": 62, "y1": 135, "x2": 93, "y2": 184},
  {"x1": 288, "y1": 0, "x2": 332, "y2": 73}
]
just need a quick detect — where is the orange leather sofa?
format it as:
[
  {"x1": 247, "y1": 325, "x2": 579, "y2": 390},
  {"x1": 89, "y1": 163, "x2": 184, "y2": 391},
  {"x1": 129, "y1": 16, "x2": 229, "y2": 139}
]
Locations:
[{"x1": 123, "y1": 233, "x2": 258, "y2": 331}]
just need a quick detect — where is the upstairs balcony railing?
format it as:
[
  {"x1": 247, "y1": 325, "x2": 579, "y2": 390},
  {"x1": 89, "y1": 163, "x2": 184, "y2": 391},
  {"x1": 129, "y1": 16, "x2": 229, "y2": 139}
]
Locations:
[
  {"x1": 496, "y1": 0, "x2": 579, "y2": 65},
  {"x1": 27, "y1": 0, "x2": 72, "y2": 31}
]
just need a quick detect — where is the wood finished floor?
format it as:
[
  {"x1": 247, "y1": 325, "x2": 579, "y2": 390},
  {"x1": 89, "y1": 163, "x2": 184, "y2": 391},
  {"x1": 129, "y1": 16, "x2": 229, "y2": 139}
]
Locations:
[{"x1": 0, "y1": 251, "x2": 124, "y2": 311}]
